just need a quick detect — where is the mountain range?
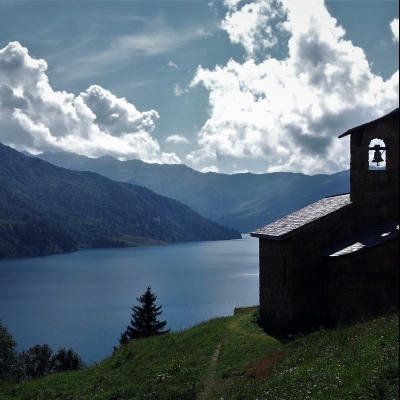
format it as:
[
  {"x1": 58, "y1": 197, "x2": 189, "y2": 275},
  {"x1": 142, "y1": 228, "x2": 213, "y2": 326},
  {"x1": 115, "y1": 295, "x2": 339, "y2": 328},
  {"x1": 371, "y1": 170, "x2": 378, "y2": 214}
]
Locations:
[
  {"x1": 0, "y1": 143, "x2": 240, "y2": 258},
  {"x1": 28, "y1": 151, "x2": 350, "y2": 232}
]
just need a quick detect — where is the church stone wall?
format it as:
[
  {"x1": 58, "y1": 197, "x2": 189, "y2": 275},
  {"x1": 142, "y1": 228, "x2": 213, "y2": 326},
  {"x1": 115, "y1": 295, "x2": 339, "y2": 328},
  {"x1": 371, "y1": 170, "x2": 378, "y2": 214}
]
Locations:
[
  {"x1": 327, "y1": 239, "x2": 399, "y2": 325},
  {"x1": 260, "y1": 227, "x2": 398, "y2": 330},
  {"x1": 350, "y1": 110, "x2": 399, "y2": 222},
  {"x1": 259, "y1": 238, "x2": 293, "y2": 327},
  {"x1": 259, "y1": 204, "x2": 357, "y2": 330},
  {"x1": 258, "y1": 109, "x2": 399, "y2": 331}
]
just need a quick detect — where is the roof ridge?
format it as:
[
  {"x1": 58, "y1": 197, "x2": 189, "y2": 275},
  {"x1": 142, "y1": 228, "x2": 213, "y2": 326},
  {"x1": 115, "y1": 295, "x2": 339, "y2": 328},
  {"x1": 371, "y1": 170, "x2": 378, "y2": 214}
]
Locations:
[
  {"x1": 338, "y1": 108, "x2": 399, "y2": 138},
  {"x1": 251, "y1": 194, "x2": 351, "y2": 240}
]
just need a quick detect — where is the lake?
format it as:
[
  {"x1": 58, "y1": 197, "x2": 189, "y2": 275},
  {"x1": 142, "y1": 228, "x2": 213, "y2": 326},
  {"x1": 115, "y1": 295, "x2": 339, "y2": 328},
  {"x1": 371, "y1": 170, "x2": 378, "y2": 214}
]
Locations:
[{"x1": 0, "y1": 234, "x2": 259, "y2": 365}]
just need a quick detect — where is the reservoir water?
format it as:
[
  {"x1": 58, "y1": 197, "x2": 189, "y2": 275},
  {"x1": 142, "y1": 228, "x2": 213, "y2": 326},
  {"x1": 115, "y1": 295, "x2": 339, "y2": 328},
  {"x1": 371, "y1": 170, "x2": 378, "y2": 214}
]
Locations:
[{"x1": 0, "y1": 234, "x2": 258, "y2": 365}]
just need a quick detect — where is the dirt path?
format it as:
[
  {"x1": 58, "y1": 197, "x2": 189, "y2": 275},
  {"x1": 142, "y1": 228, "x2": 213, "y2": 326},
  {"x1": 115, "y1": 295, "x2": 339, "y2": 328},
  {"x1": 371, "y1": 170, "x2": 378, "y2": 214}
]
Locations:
[
  {"x1": 199, "y1": 308, "x2": 272, "y2": 399},
  {"x1": 198, "y1": 343, "x2": 221, "y2": 400}
]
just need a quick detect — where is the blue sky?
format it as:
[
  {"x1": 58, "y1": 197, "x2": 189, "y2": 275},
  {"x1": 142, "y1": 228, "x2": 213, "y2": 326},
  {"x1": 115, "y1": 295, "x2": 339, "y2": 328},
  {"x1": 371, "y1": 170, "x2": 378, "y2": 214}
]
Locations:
[{"x1": 0, "y1": 0, "x2": 398, "y2": 174}]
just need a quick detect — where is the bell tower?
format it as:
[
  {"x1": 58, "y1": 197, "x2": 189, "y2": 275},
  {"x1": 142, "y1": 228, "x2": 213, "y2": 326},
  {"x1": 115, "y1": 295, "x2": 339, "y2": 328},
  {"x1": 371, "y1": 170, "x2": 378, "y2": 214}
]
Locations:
[{"x1": 338, "y1": 108, "x2": 399, "y2": 226}]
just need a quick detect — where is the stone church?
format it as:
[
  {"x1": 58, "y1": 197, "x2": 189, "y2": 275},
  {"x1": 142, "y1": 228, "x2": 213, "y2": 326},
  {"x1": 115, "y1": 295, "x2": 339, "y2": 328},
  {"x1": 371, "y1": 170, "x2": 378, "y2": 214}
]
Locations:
[{"x1": 251, "y1": 108, "x2": 399, "y2": 330}]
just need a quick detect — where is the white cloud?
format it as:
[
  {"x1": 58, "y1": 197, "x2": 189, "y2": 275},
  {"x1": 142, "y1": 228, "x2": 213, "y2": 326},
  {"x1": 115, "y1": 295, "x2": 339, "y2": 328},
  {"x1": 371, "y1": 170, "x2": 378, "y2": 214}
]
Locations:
[
  {"x1": 200, "y1": 165, "x2": 219, "y2": 173},
  {"x1": 168, "y1": 60, "x2": 179, "y2": 68},
  {"x1": 0, "y1": 42, "x2": 180, "y2": 164},
  {"x1": 52, "y1": 17, "x2": 200, "y2": 82},
  {"x1": 102, "y1": 16, "x2": 198, "y2": 60},
  {"x1": 166, "y1": 135, "x2": 190, "y2": 144},
  {"x1": 375, "y1": 40, "x2": 389, "y2": 50},
  {"x1": 221, "y1": 0, "x2": 284, "y2": 58},
  {"x1": 223, "y1": 0, "x2": 241, "y2": 10},
  {"x1": 174, "y1": 83, "x2": 189, "y2": 97},
  {"x1": 197, "y1": 28, "x2": 213, "y2": 37},
  {"x1": 390, "y1": 18, "x2": 399, "y2": 43},
  {"x1": 189, "y1": 0, "x2": 399, "y2": 175},
  {"x1": 93, "y1": 32, "x2": 185, "y2": 62}
]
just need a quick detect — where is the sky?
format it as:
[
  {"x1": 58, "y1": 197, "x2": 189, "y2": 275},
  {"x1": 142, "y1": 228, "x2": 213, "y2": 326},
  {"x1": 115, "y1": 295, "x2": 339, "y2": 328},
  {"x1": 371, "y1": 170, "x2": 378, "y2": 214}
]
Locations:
[{"x1": 0, "y1": 0, "x2": 398, "y2": 175}]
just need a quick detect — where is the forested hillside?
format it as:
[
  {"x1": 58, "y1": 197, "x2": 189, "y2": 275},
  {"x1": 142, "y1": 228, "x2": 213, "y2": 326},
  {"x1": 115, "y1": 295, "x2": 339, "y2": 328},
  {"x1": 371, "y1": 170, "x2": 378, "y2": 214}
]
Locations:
[
  {"x1": 0, "y1": 143, "x2": 240, "y2": 258},
  {"x1": 33, "y1": 151, "x2": 350, "y2": 232}
]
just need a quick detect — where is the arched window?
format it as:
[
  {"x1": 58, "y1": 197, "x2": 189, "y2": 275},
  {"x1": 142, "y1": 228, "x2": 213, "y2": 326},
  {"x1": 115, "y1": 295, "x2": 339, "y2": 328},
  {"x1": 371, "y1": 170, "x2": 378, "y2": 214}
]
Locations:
[{"x1": 368, "y1": 139, "x2": 386, "y2": 170}]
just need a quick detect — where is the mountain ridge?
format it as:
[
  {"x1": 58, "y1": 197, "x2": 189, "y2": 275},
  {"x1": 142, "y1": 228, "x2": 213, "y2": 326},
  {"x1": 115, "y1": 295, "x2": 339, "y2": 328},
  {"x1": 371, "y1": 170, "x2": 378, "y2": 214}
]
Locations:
[
  {"x1": 29, "y1": 150, "x2": 350, "y2": 232},
  {"x1": 0, "y1": 143, "x2": 240, "y2": 258}
]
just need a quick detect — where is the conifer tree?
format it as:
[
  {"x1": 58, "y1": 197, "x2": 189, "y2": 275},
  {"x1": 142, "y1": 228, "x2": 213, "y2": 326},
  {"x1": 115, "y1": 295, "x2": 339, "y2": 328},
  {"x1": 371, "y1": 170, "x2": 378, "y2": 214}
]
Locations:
[
  {"x1": 119, "y1": 287, "x2": 170, "y2": 344},
  {"x1": 53, "y1": 348, "x2": 85, "y2": 372},
  {"x1": 18, "y1": 344, "x2": 54, "y2": 380},
  {"x1": 0, "y1": 319, "x2": 21, "y2": 381}
]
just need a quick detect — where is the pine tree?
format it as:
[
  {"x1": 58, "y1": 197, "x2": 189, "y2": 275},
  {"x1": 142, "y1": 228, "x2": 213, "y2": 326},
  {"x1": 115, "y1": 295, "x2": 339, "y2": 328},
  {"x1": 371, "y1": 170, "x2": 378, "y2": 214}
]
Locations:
[
  {"x1": 0, "y1": 319, "x2": 21, "y2": 381},
  {"x1": 119, "y1": 286, "x2": 170, "y2": 344}
]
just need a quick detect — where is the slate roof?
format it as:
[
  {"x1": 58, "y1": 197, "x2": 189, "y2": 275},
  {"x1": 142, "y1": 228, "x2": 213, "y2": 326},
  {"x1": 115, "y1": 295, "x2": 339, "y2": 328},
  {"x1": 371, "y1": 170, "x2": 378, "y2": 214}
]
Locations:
[
  {"x1": 250, "y1": 193, "x2": 351, "y2": 240},
  {"x1": 322, "y1": 220, "x2": 399, "y2": 257},
  {"x1": 338, "y1": 108, "x2": 399, "y2": 138}
]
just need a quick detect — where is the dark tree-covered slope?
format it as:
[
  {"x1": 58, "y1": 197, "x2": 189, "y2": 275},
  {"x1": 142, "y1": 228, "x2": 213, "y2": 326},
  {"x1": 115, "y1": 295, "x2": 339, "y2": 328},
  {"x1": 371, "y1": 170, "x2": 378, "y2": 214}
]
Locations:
[
  {"x1": 33, "y1": 151, "x2": 350, "y2": 232},
  {"x1": 0, "y1": 143, "x2": 240, "y2": 257}
]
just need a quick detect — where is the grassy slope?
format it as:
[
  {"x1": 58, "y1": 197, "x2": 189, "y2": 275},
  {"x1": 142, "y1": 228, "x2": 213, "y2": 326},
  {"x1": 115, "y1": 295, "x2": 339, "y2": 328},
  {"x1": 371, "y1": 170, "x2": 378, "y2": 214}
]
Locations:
[{"x1": 0, "y1": 309, "x2": 398, "y2": 400}]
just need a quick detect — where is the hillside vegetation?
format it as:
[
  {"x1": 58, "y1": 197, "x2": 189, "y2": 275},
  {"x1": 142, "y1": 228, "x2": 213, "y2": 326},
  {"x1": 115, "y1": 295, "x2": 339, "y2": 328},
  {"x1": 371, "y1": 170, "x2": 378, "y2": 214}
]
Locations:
[
  {"x1": 31, "y1": 151, "x2": 350, "y2": 232},
  {"x1": 0, "y1": 308, "x2": 398, "y2": 400},
  {"x1": 0, "y1": 143, "x2": 240, "y2": 258}
]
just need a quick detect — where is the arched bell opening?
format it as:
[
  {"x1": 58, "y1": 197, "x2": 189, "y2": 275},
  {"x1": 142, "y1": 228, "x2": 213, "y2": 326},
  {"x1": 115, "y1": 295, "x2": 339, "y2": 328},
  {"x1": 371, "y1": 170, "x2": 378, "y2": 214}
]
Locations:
[{"x1": 368, "y1": 139, "x2": 386, "y2": 170}]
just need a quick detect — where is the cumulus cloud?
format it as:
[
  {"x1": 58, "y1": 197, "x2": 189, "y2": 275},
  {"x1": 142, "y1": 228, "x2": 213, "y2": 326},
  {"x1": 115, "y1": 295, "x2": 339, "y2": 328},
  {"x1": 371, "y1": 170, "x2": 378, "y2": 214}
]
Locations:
[
  {"x1": 221, "y1": 0, "x2": 284, "y2": 58},
  {"x1": 390, "y1": 18, "x2": 399, "y2": 43},
  {"x1": 166, "y1": 135, "x2": 190, "y2": 144},
  {"x1": 0, "y1": 42, "x2": 180, "y2": 164},
  {"x1": 223, "y1": 0, "x2": 241, "y2": 10},
  {"x1": 189, "y1": 0, "x2": 399, "y2": 174},
  {"x1": 200, "y1": 165, "x2": 219, "y2": 173}
]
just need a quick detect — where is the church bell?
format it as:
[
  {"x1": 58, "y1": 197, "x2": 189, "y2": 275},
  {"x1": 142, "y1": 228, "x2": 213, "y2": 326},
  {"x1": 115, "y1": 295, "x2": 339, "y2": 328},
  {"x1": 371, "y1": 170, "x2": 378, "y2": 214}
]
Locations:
[{"x1": 370, "y1": 144, "x2": 386, "y2": 166}]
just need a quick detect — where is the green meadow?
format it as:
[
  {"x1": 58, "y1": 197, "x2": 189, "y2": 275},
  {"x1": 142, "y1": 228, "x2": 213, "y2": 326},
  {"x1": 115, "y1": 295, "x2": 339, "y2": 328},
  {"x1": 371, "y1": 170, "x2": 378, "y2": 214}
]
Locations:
[{"x1": 1, "y1": 308, "x2": 398, "y2": 400}]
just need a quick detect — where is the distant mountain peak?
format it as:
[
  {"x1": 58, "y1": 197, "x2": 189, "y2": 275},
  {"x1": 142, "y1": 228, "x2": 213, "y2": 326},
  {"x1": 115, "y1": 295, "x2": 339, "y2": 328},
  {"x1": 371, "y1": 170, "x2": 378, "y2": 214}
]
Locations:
[{"x1": 24, "y1": 148, "x2": 350, "y2": 233}]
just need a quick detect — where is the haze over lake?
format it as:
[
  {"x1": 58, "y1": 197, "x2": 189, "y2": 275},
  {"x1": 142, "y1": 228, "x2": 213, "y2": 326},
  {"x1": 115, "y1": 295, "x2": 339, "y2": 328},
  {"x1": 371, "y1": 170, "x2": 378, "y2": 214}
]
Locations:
[{"x1": 0, "y1": 235, "x2": 258, "y2": 365}]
